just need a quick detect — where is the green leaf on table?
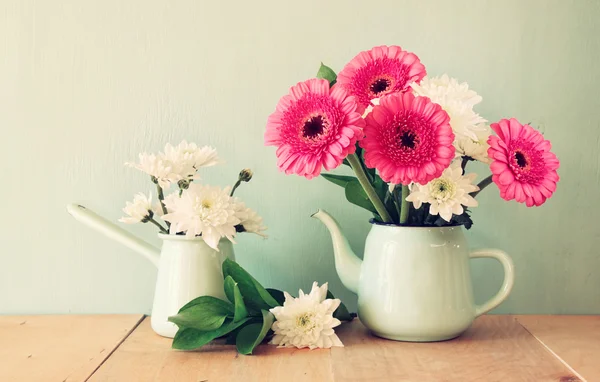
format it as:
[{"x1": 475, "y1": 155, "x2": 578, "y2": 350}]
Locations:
[
  {"x1": 224, "y1": 276, "x2": 249, "y2": 322},
  {"x1": 344, "y1": 179, "x2": 378, "y2": 215},
  {"x1": 236, "y1": 309, "x2": 275, "y2": 355},
  {"x1": 316, "y1": 63, "x2": 337, "y2": 86},
  {"x1": 321, "y1": 173, "x2": 357, "y2": 189},
  {"x1": 265, "y1": 288, "x2": 285, "y2": 306},
  {"x1": 172, "y1": 317, "x2": 251, "y2": 350},
  {"x1": 326, "y1": 291, "x2": 353, "y2": 322},
  {"x1": 222, "y1": 259, "x2": 279, "y2": 311},
  {"x1": 168, "y1": 298, "x2": 234, "y2": 331}
]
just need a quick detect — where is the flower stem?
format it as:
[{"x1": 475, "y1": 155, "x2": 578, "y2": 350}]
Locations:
[
  {"x1": 155, "y1": 183, "x2": 168, "y2": 215},
  {"x1": 147, "y1": 217, "x2": 168, "y2": 234},
  {"x1": 471, "y1": 175, "x2": 493, "y2": 198},
  {"x1": 461, "y1": 156, "x2": 470, "y2": 175},
  {"x1": 230, "y1": 180, "x2": 241, "y2": 197},
  {"x1": 347, "y1": 153, "x2": 393, "y2": 223},
  {"x1": 154, "y1": 181, "x2": 170, "y2": 229},
  {"x1": 399, "y1": 185, "x2": 410, "y2": 224}
]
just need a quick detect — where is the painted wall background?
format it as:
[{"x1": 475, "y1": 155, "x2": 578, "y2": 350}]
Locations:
[{"x1": 1, "y1": 0, "x2": 599, "y2": 314}]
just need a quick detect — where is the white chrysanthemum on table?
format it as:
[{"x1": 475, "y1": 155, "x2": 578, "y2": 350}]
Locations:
[
  {"x1": 455, "y1": 124, "x2": 492, "y2": 164},
  {"x1": 406, "y1": 161, "x2": 479, "y2": 222},
  {"x1": 162, "y1": 184, "x2": 240, "y2": 249},
  {"x1": 269, "y1": 282, "x2": 344, "y2": 350},
  {"x1": 411, "y1": 74, "x2": 487, "y2": 140},
  {"x1": 119, "y1": 192, "x2": 153, "y2": 224}
]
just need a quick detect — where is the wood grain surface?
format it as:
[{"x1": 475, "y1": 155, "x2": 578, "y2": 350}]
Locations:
[
  {"x1": 0, "y1": 315, "x2": 144, "y2": 382},
  {"x1": 88, "y1": 316, "x2": 583, "y2": 382},
  {"x1": 516, "y1": 315, "x2": 600, "y2": 382}
]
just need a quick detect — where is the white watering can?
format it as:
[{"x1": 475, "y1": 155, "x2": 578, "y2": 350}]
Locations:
[{"x1": 67, "y1": 204, "x2": 234, "y2": 338}]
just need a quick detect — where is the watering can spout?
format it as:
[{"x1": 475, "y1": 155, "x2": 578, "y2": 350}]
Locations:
[
  {"x1": 67, "y1": 204, "x2": 160, "y2": 268},
  {"x1": 311, "y1": 209, "x2": 362, "y2": 294}
]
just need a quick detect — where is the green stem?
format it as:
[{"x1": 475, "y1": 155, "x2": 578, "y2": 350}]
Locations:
[
  {"x1": 147, "y1": 217, "x2": 168, "y2": 234},
  {"x1": 399, "y1": 185, "x2": 410, "y2": 224},
  {"x1": 471, "y1": 175, "x2": 493, "y2": 198},
  {"x1": 155, "y1": 182, "x2": 170, "y2": 228},
  {"x1": 347, "y1": 153, "x2": 393, "y2": 223},
  {"x1": 461, "y1": 156, "x2": 470, "y2": 175},
  {"x1": 230, "y1": 180, "x2": 242, "y2": 197}
]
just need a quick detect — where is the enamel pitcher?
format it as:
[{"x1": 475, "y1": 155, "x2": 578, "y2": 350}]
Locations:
[
  {"x1": 67, "y1": 204, "x2": 233, "y2": 338},
  {"x1": 312, "y1": 209, "x2": 514, "y2": 342}
]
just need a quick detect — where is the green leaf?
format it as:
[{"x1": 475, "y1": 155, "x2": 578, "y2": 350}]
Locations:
[
  {"x1": 168, "y1": 298, "x2": 234, "y2": 331},
  {"x1": 265, "y1": 288, "x2": 285, "y2": 306},
  {"x1": 316, "y1": 63, "x2": 337, "y2": 86},
  {"x1": 326, "y1": 291, "x2": 353, "y2": 322},
  {"x1": 344, "y1": 179, "x2": 378, "y2": 215},
  {"x1": 177, "y1": 295, "x2": 234, "y2": 314},
  {"x1": 172, "y1": 317, "x2": 251, "y2": 350},
  {"x1": 236, "y1": 310, "x2": 275, "y2": 355},
  {"x1": 222, "y1": 259, "x2": 279, "y2": 311},
  {"x1": 224, "y1": 276, "x2": 249, "y2": 322},
  {"x1": 321, "y1": 173, "x2": 357, "y2": 189}
]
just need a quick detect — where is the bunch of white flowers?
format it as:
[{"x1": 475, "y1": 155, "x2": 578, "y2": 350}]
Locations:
[{"x1": 120, "y1": 141, "x2": 266, "y2": 250}]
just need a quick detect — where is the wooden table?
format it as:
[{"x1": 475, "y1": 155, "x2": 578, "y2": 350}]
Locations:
[{"x1": 1, "y1": 315, "x2": 598, "y2": 382}]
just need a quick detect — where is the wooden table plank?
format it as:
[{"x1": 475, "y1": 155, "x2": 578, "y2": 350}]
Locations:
[
  {"x1": 0, "y1": 314, "x2": 144, "y2": 382},
  {"x1": 331, "y1": 316, "x2": 580, "y2": 382},
  {"x1": 90, "y1": 315, "x2": 586, "y2": 382},
  {"x1": 516, "y1": 315, "x2": 600, "y2": 382},
  {"x1": 88, "y1": 317, "x2": 334, "y2": 382}
]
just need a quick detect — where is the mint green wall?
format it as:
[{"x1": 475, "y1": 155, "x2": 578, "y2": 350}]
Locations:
[{"x1": 1, "y1": 0, "x2": 599, "y2": 314}]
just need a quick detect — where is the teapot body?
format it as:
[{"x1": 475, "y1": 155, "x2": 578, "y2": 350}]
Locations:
[{"x1": 358, "y1": 225, "x2": 477, "y2": 341}]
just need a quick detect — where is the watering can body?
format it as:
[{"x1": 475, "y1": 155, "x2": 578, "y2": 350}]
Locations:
[
  {"x1": 67, "y1": 204, "x2": 233, "y2": 338},
  {"x1": 312, "y1": 209, "x2": 515, "y2": 342}
]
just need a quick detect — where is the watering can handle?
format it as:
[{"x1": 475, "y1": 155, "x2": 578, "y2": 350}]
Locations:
[{"x1": 469, "y1": 249, "x2": 515, "y2": 317}]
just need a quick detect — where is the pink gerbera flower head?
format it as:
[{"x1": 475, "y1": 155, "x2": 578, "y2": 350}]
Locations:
[
  {"x1": 488, "y1": 118, "x2": 560, "y2": 207},
  {"x1": 360, "y1": 92, "x2": 455, "y2": 185},
  {"x1": 264, "y1": 78, "x2": 365, "y2": 179},
  {"x1": 337, "y1": 45, "x2": 427, "y2": 114}
]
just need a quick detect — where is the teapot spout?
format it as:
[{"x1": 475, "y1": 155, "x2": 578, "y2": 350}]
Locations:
[
  {"x1": 311, "y1": 209, "x2": 362, "y2": 294},
  {"x1": 67, "y1": 204, "x2": 160, "y2": 268}
]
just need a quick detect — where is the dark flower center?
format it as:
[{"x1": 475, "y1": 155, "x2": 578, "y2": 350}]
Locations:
[
  {"x1": 515, "y1": 151, "x2": 528, "y2": 168},
  {"x1": 370, "y1": 78, "x2": 391, "y2": 95},
  {"x1": 399, "y1": 130, "x2": 418, "y2": 150},
  {"x1": 302, "y1": 115, "x2": 326, "y2": 138}
]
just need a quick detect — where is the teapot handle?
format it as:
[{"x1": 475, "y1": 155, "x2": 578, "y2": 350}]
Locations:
[{"x1": 469, "y1": 249, "x2": 515, "y2": 317}]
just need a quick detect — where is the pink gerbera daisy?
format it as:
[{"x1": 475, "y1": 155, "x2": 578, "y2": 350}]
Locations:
[
  {"x1": 265, "y1": 78, "x2": 365, "y2": 179},
  {"x1": 488, "y1": 118, "x2": 559, "y2": 207},
  {"x1": 337, "y1": 45, "x2": 427, "y2": 114},
  {"x1": 360, "y1": 92, "x2": 455, "y2": 185}
]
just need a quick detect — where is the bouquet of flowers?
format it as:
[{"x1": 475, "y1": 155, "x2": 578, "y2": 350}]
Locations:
[
  {"x1": 265, "y1": 46, "x2": 560, "y2": 226},
  {"x1": 120, "y1": 140, "x2": 266, "y2": 248}
]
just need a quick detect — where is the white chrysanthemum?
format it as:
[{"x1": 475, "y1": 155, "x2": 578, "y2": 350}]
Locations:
[
  {"x1": 233, "y1": 200, "x2": 267, "y2": 237},
  {"x1": 126, "y1": 141, "x2": 220, "y2": 189},
  {"x1": 455, "y1": 124, "x2": 492, "y2": 164},
  {"x1": 163, "y1": 141, "x2": 220, "y2": 182},
  {"x1": 269, "y1": 282, "x2": 344, "y2": 350},
  {"x1": 406, "y1": 161, "x2": 479, "y2": 222},
  {"x1": 162, "y1": 184, "x2": 240, "y2": 250},
  {"x1": 411, "y1": 74, "x2": 486, "y2": 140},
  {"x1": 119, "y1": 192, "x2": 153, "y2": 224},
  {"x1": 126, "y1": 153, "x2": 180, "y2": 189}
]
